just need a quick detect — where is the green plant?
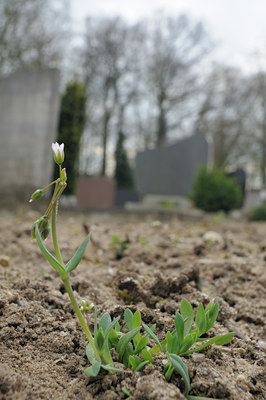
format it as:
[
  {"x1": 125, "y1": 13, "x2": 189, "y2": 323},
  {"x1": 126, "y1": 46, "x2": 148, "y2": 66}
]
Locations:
[
  {"x1": 30, "y1": 142, "x2": 121, "y2": 374},
  {"x1": 87, "y1": 300, "x2": 234, "y2": 400},
  {"x1": 114, "y1": 130, "x2": 134, "y2": 189},
  {"x1": 109, "y1": 234, "x2": 131, "y2": 259},
  {"x1": 30, "y1": 147, "x2": 234, "y2": 399},
  {"x1": 191, "y1": 165, "x2": 242, "y2": 213},
  {"x1": 250, "y1": 201, "x2": 266, "y2": 221}
]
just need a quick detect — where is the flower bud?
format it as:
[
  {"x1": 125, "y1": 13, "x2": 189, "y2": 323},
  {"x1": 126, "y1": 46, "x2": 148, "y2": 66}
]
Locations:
[
  {"x1": 29, "y1": 189, "x2": 43, "y2": 203},
  {"x1": 60, "y1": 167, "x2": 67, "y2": 183},
  {"x1": 52, "y1": 142, "x2": 64, "y2": 165},
  {"x1": 41, "y1": 225, "x2": 50, "y2": 240},
  {"x1": 31, "y1": 216, "x2": 50, "y2": 240}
]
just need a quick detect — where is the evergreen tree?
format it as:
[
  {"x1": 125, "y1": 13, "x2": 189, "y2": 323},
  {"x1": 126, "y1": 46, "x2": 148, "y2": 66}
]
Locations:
[
  {"x1": 114, "y1": 131, "x2": 134, "y2": 189},
  {"x1": 55, "y1": 80, "x2": 87, "y2": 194}
]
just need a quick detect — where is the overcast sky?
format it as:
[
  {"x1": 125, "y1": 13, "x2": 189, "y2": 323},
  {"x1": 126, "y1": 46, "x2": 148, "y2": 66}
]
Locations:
[{"x1": 70, "y1": 0, "x2": 266, "y2": 73}]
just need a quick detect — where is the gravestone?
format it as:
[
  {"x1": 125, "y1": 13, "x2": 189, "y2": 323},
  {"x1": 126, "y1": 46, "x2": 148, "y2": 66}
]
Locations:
[
  {"x1": 135, "y1": 133, "x2": 210, "y2": 197},
  {"x1": 0, "y1": 69, "x2": 60, "y2": 204}
]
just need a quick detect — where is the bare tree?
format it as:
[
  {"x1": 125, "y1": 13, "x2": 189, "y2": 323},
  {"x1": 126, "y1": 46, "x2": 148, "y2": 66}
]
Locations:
[
  {"x1": 196, "y1": 65, "x2": 253, "y2": 167},
  {"x1": 144, "y1": 14, "x2": 212, "y2": 146},
  {"x1": 0, "y1": 0, "x2": 70, "y2": 76},
  {"x1": 82, "y1": 17, "x2": 143, "y2": 175},
  {"x1": 245, "y1": 71, "x2": 266, "y2": 186}
]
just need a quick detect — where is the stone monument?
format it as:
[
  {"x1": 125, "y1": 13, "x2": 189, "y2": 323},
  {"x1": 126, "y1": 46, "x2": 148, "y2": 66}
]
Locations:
[
  {"x1": 135, "y1": 132, "x2": 210, "y2": 197},
  {"x1": 0, "y1": 69, "x2": 60, "y2": 205}
]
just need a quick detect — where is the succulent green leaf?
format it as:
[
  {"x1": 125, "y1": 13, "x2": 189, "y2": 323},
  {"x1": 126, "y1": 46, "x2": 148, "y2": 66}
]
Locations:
[
  {"x1": 195, "y1": 303, "x2": 207, "y2": 336},
  {"x1": 116, "y1": 327, "x2": 141, "y2": 359},
  {"x1": 35, "y1": 225, "x2": 66, "y2": 274},
  {"x1": 84, "y1": 361, "x2": 102, "y2": 377},
  {"x1": 124, "y1": 309, "x2": 133, "y2": 331},
  {"x1": 99, "y1": 312, "x2": 112, "y2": 333},
  {"x1": 108, "y1": 330, "x2": 119, "y2": 347},
  {"x1": 143, "y1": 323, "x2": 162, "y2": 351},
  {"x1": 168, "y1": 353, "x2": 191, "y2": 397},
  {"x1": 180, "y1": 299, "x2": 194, "y2": 336},
  {"x1": 66, "y1": 233, "x2": 91, "y2": 272},
  {"x1": 86, "y1": 343, "x2": 97, "y2": 364}
]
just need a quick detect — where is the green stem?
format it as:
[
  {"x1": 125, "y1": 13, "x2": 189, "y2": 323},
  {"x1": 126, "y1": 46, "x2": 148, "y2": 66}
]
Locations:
[
  {"x1": 52, "y1": 201, "x2": 64, "y2": 265},
  {"x1": 62, "y1": 276, "x2": 100, "y2": 360}
]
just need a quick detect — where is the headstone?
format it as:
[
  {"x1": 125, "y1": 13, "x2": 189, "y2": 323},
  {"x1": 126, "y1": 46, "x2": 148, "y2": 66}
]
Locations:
[
  {"x1": 0, "y1": 69, "x2": 60, "y2": 204},
  {"x1": 135, "y1": 133, "x2": 210, "y2": 196}
]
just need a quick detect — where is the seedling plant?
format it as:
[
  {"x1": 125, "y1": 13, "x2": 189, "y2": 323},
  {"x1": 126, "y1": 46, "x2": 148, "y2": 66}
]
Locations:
[{"x1": 30, "y1": 143, "x2": 235, "y2": 400}]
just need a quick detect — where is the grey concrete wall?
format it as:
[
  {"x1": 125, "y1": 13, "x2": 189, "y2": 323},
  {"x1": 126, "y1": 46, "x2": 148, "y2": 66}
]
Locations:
[
  {"x1": 0, "y1": 69, "x2": 60, "y2": 203},
  {"x1": 135, "y1": 133, "x2": 209, "y2": 196}
]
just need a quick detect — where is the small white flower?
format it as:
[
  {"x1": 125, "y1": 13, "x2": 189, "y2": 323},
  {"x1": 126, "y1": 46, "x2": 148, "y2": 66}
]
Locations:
[{"x1": 52, "y1": 142, "x2": 64, "y2": 164}]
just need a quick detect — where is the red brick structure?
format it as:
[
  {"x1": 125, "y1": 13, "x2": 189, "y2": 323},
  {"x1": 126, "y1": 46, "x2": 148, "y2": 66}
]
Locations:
[{"x1": 76, "y1": 176, "x2": 116, "y2": 208}]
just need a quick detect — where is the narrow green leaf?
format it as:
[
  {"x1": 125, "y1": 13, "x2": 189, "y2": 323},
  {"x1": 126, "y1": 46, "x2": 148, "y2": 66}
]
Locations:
[
  {"x1": 96, "y1": 329, "x2": 105, "y2": 351},
  {"x1": 135, "y1": 360, "x2": 149, "y2": 372},
  {"x1": 116, "y1": 327, "x2": 141, "y2": 359},
  {"x1": 179, "y1": 333, "x2": 197, "y2": 354},
  {"x1": 206, "y1": 303, "x2": 219, "y2": 331},
  {"x1": 84, "y1": 361, "x2": 102, "y2": 377},
  {"x1": 122, "y1": 342, "x2": 134, "y2": 367},
  {"x1": 195, "y1": 303, "x2": 207, "y2": 336},
  {"x1": 180, "y1": 299, "x2": 194, "y2": 336},
  {"x1": 124, "y1": 309, "x2": 133, "y2": 331},
  {"x1": 101, "y1": 364, "x2": 121, "y2": 373},
  {"x1": 182, "y1": 332, "x2": 235, "y2": 355},
  {"x1": 149, "y1": 338, "x2": 167, "y2": 356},
  {"x1": 141, "y1": 348, "x2": 154, "y2": 364},
  {"x1": 133, "y1": 310, "x2": 141, "y2": 344},
  {"x1": 66, "y1": 233, "x2": 91, "y2": 272},
  {"x1": 174, "y1": 312, "x2": 184, "y2": 347},
  {"x1": 168, "y1": 354, "x2": 190, "y2": 396},
  {"x1": 35, "y1": 225, "x2": 65, "y2": 274},
  {"x1": 143, "y1": 323, "x2": 162, "y2": 351},
  {"x1": 134, "y1": 335, "x2": 147, "y2": 354},
  {"x1": 104, "y1": 316, "x2": 120, "y2": 339},
  {"x1": 213, "y1": 332, "x2": 235, "y2": 345},
  {"x1": 94, "y1": 307, "x2": 98, "y2": 338}
]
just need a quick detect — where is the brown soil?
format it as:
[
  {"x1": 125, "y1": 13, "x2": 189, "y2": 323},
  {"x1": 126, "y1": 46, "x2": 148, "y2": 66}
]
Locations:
[{"x1": 0, "y1": 209, "x2": 265, "y2": 400}]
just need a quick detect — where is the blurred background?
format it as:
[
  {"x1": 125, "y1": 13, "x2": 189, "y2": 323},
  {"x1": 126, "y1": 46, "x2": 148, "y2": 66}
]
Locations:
[{"x1": 1, "y1": 0, "x2": 266, "y2": 213}]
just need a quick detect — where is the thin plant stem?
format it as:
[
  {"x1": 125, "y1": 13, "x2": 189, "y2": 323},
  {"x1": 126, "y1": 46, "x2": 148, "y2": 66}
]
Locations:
[
  {"x1": 62, "y1": 276, "x2": 100, "y2": 360},
  {"x1": 52, "y1": 201, "x2": 64, "y2": 265},
  {"x1": 42, "y1": 178, "x2": 60, "y2": 192}
]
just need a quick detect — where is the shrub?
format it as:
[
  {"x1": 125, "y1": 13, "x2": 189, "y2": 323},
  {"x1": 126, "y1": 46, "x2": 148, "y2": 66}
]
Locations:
[
  {"x1": 54, "y1": 79, "x2": 87, "y2": 195},
  {"x1": 191, "y1": 165, "x2": 242, "y2": 213},
  {"x1": 114, "y1": 130, "x2": 134, "y2": 189},
  {"x1": 250, "y1": 201, "x2": 266, "y2": 221}
]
